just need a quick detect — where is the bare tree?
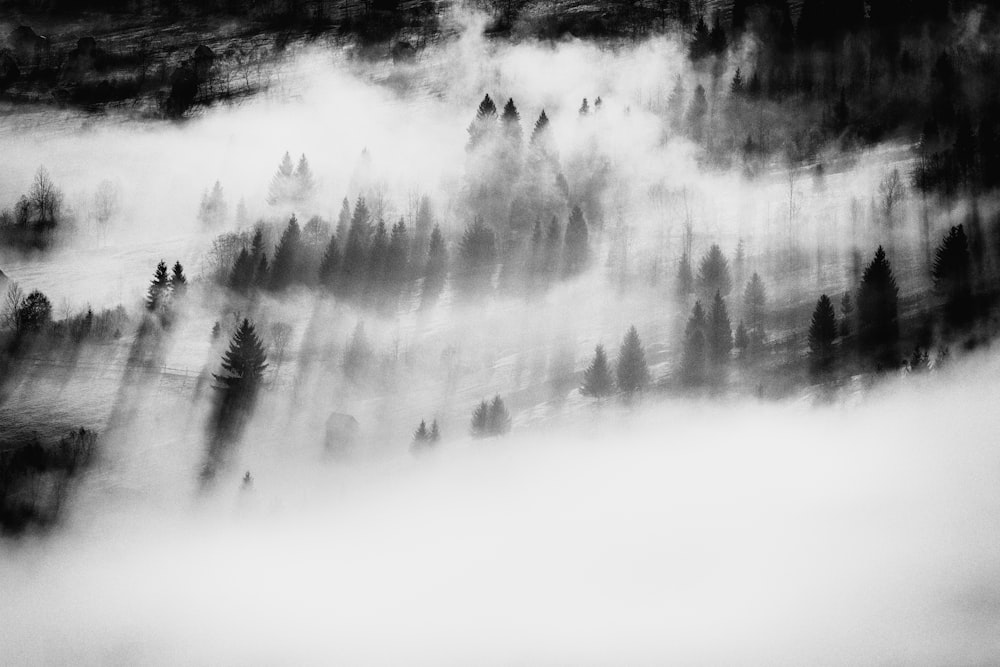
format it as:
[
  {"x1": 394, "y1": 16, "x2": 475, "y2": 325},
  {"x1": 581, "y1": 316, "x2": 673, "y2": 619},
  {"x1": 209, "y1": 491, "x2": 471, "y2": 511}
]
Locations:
[
  {"x1": 879, "y1": 168, "x2": 904, "y2": 228},
  {"x1": 2, "y1": 282, "x2": 24, "y2": 333},
  {"x1": 93, "y1": 180, "x2": 120, "y2": 243},
  {"x1": 29, "y1": 166, "x2": 63, "y2": 226},
  {"x1": 269, "y1": 322, "x2": 293, "y2": 372}
]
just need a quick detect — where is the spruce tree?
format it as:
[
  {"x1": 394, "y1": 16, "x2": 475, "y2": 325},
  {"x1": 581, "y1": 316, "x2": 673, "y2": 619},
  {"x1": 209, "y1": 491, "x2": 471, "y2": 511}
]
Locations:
[
  {"x1": 254, "y1": 253, "x2": 269, "y2": 288},
  {"x1": 318, "y1": 235, "x2": 341, "y2": 291},
  {"x1": 857, "y1": 246, "x2": 900, "y2": 368},
  {"x1": 366, "y1": 220, "x2": 390, "y2": 296},
  {"x1": 743, "y1": 272, "x2": 766, "y2": 332},
  {"x1": 170, "y1": 261, "x2": 187, "y2": 296},
  {"x1": 459, "y1": 218, "x2": 497, "y2": 277},
  {"x1": 229, "y1": 248, "x2": 252, "y2": 291},
  {"x1": 468, "y1": 94, "x2": 498, "y2": 149},
  {"x1": 471, "y1": 400, "x2": 490, "y2": 437},
  {"x1": 682, "y1": 301, "x2": 707, "y2": 384},
  {"x1": 582, "y1": 344, "x2": 614, "y2": 398},
  {"x1": 488, "y1": 395, "x2": 512, "y2": 436},
  {"x1": 931, "y1": 225, "x2": 973, "y2": 326},
  {"x1": 429, "y1": 419, "x2": 440, "y2": 443},
  {"x1": 213, "y1": 318, "x2": 268, "y2": 401},
  {"x1": 839, "y1": 291, "x2": 854, "y2": 337},
  {"x1": 808, "y1": 294, "x2": 838, "y2": 372},
  {"x1": 336, "y1": 197, "x2": 352, "y2": 242},
  {"x1": 146, "y1": 260, "x2": 171, "y2": 312},
  {"x1": 423, "y1": 224, "x2": 448, "y2": 297},
  {"x1": 563, "y1": 206, "x2": 589, "y2": 275},
  {"x1": 413, "y1": 420, "x2": 429, "y2": 444},
  {"x1": 343, "y1": 321, "x2": 371, "y2": 380},
  {"x1": 616, "y1": 325, "x2": 650, "y2": 394},
  {"x1": 734, "y1": 321, "x2": 750, "y2": 356},
  {"x1": 676, "y1": 252, "x2": 694, "y2": 298},
  {"x1": 698, "y1": 244, "x2": 733, "y2": 298},
  {"x1": 387, "y1": 218, "x2": 410, "y2": 285},
  {"x1": 267, "y1": 151, "x2": 295, "y2": 205},
  {"x1": 269, "y1": 215, "x2": 303, "y2": 290},
  {"x1": 708, "y1": 291, "x2": 733, "y2": 364},
  {"x1": 500, "y1": 98, "x2": 522, "y2": 144},
  {"x1": 530, "y1": 110, "x2": 550, "y2": 147},
  {"x1": 294, "y1": 154, "x2": 315, "y2": 201}
]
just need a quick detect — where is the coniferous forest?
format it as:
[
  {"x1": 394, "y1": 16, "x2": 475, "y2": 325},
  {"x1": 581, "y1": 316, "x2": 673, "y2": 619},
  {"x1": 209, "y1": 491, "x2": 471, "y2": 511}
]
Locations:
[{"x1": 3, "y1": 1, "x2": 1000, "y2": 663}]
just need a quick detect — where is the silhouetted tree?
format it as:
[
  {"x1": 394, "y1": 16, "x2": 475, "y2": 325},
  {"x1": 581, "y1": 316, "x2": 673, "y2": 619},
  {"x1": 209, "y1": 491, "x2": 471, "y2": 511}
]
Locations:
[
  {"x1": 734, "y1": 321, "x2": 749, "y2": 357},
  {"x1": 387, "y1": 218, "x2": 410, "y2": 285},
  {"x1": 294, "y1": 154, "x2": 315, "y2": 202},
  {"x1": 931, "y1": 225, "x2": 973, "y2": 326},
  {"x1": 682, "y1": 301, "x2": 707, "y2": 385},
  {"x1": 857, "y1": 246, "x2": 900, "y2": 368},
  {"x1": 616, "y1": 325, "x2": 650, "y2": 394},
  {"x1": 318, "y1": 234, "x2": 341, "y2": 290},
  {"x1": 269, "y1": 215, "x2": 302, "y2": 290},
  {"x1": 743, "y1": 272, "x2": 766, "y2": 331},
  {"x1": 676, "y1": 252, "x2": 694, "y2": 298},
  {"x1": 170, "y1": 261, "x2": 187, "y2": 296},
  {"x1": 15, "y1": 289, "x2": 51, "y2": 334},
  {"x1": 468, "y1": 94, "x2": 498, "y2": 150},
  {"x1": 582, "y1": 344, "x2": 614, "y2": 398},
  {"x1": 488, "y1": 395, "x2": 511, "y2": 435},
  {"x1": 213, "y1": 318, "x2": 268, "y2": 403},
  {"x1": 198, "y1": 181, "x2": 227, "y2": 227},
  {"x1": 429, "y1": 419, "x2": 440, "y2": 443},
  {"x1": 413, "y1": 420, "x2": 430, "y2": 445},
  {"x1": 839, "y1": 291, "x2": 854, "y2": 337},
  {"x1": 146, "y1": 260, "x2": 171, "y2": 312},
  {"x1": 267, "y1": 152, "x2": 295, "y2": 205},
  {"x1": 336, "y1": 197, "x2": 352, "y2": 242},
  {"x1": 808, "y1": 295, "x2": 837, "y2": 373}
]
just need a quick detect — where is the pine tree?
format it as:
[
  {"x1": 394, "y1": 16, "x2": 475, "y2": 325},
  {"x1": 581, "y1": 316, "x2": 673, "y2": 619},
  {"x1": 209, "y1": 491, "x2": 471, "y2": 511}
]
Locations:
[
  {"x1": 857, "y1": 246, "x2": 900, "y2": 368},
  {"x1": 686, "y1": 84, "x2": 708, "y2": 141},
  {"x1": 730, "y1": 67, "x2": 744, "y2": 94},
  {"x1": 563, "y1": 205, "x2": 589, "y2": 274},
  {"x1": 336, "y1": 197, "x2": 352, "y2": 242},
  {"x1": 413, "y1": 420, "x2": 429, "y2": 444},
  {"x1": 459, "y1": 218, "x2": 497, "y2": 275},
  {"x1": 146, "y1": 260, "x2": 171, "y2": 311},
  {"x1": 708, "y1": 291, "x2": 733, "y2": 364},
  {"x1": 424, "y1": 224, "x2": 447, "y2": 280},
  {"x1": 682, "y1": 301, "x2": 707, "y2": 384},
  {"x1": 582, "y1": 344, "x2": 614, "y2": 398},
  {"x1": 676, "y1": 252, "x2": 694, "y2": 298},
  {"x1": 734, "y1": 321, "x2": 750, "y2": 356},
  {"x1": 318, "y1": 234, "x2": 341, "y2": 291},
  {"x1": 414, "y1": 196, "x2": 434, "y2": 261},
  {"x1": 229, "y1": 248, "x2": 252, "y2": 291},
  {"x1": 616, "y1": 325, "x2": 650, "y2": 394},
  {"x1": 698, "y1": 244, "x2": 733, "y2": 298},
  {"x1": 429, "y1": 419, "x2": 440, "y2": 443},
  {"x1": 530, "y1": 110, "x2": 550, "y2": 147},
  {"x1": 387, "y1": 218, "x2": 410, "y2": 285},
  {"x1": 488, "y1": 395, "x2": 512, "y2": 435},
  {"x1": 170, "y1": 261, "x2": 187, "y2": 296},
  {"x1": 471, "y1": 400, "x2": 490, "y2": 437},
  {"x1": 839, "y1": 291, "x2": 854, "y2": 337},
  {"x1": 269, "y1": 215, "x2": 303, "y2": 290},
  {"x1": 743, "y1": 272, "x2": 766, "y2": 332},
  {"x1": 366, "y1": 219, "x2": 390, "y2": 295},
  {"x1": 341, "y1": 203, "x2": 369, "y2": 297},
  {"x1": 468, "y1": 94, "x2": 498, "y2": 149},
  {"x1": 268, "y1": 152, "x2": 296, "y2": 205},
  {"x1": 254, "y1": 253, "x2": 269, "y2": 288},
  {"x1": 931, "y1": 224, "x2": 973, "y2": 325},
  {"x1": 500, "y1": 98, "x2": 522, "y2": 145},
  {"x1": 579, "y1": 98, "x2": 590, "y2": 115},
  {"x1": 213, "y1": 318, "x2": 268, "y2": 400},
  {"x1": 808, "y1": 294, "x2": 838, "y2": 372},
  {"x1": 294, "y1": 154, "x2": 315, "y2": 202}
]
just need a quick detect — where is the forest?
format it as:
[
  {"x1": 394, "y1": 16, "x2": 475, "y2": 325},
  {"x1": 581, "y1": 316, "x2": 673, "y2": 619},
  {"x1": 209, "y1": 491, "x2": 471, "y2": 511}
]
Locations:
[{"x1": 2, "y1": 1, "x2": 1000, "y2": 663}]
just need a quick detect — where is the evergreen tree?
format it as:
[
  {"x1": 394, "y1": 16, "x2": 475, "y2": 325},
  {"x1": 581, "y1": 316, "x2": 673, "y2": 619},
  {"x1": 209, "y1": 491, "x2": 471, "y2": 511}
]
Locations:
[
  {"x1": 413, "y1": 420, "x2": 429, "y2": 445},
  {"x1": 341, "y1": 198, "x2": 371, "y2": 295},
  {"x1": 471, "y1": 399, "x2": 490, "y2": 437},
  {"x1": 318, "y1": 235, "x2": 341, "y2": 291},
  {"x1": 459, "y1": 218, "x2": 497, "y2": 276},
  {"x1": 698, "y1": 244, "x2": 733, "y2": 298},
  {"x1": 269, "y1": 215, "x2": 303, "y2": 290},
  {"x1": 709, "y1": 12, "x2": 727, "y2": 54},
  {"x1": 563, "y1": 205, "x2": 589, "y2": 275},
  {"x1": 839, "y1": 291, "x2": 854, "y2": 337},
  {"x1": 500, "y1": 98, "x2": 522, "y2": 144},
  {"x1": 336, "y1": 197, "x2": 352, "y2": 242},
  {"x1": 387, "y1": 218, "x2": 410, "y2": 285},
  {"x1": 468, "y1": 94, "x2": 498, "y2": 150},
  {"x1": 425, "y1": 224, "x2": 448, "y2": 285},
  {"x1": 414, "y1": 196, "x2": 434, "y2": 261},
  {"x1": 931, "y1": 224, "x2": 973, "y2": 325},
  {"x1": 213, "y1": 318, "x2": 268, "y2": 401},
  {"x1": 676, "y1": 252, "x2": 694, "y2": 298},
  {"x1": 686, "y1": 84, "x2": 708, "y2": 141},
  {"x1": 743, "y1": 272, "x2": 766, "y2": 332},
  {"x1": 530, "y1": 110, "x2": 550, "y2": 147},
  {"x1": 294, "y1": 154, "x2": 315, "y2": 201},
  {"x1": 616, "y1": 325, "x2": 650, "y2": 394},
  {"x1": 488, "y1": 395, "x2": 512, "y2": 436},
  {"x1": 170, "y1": 261, "x2": 187, "y2": 296},
  {"x1": 146, "y1": 260, "x2": 171, "y2": 312},
  {"x1": 579, "y1": 98, "x2": 590, "y2": 116},
  {"x1": 343, "y1": 321, "x2": 371, "y2": 380},
  {"x1": 808, "y1": 294, "x2": 838, "y2": 372},
  {"x1": 366, "y1": 219, "x2": 390, "y2": 295},
  {"x1": 229, "y1": 248, "x2": 253, "y2": 292},
  {"x1": 267, "y1": 152, "x2": 296, "y2": 205},
  {"x1": 689, "y1": 17, "x2": 712, "y2": 60},
  {"x1": 254, "y1": 253, "x2": 269, "y2": 288},
  {"x1": 857, "y1": 246, "x2": 900, "y2": 368},
  {"x1": 707, "y1": 291, "x2": 733, "y2": 364},
  {"x1": 429, "y1": 419, "x2": 440, "y2": 443},
  {"x1": 582, "y1": 344, "x2": 615, "y2": 398},
  {"x1": 198, "y1": 181, "x2": 227, "y2": 228},
  {"x1": 682, "y1": 301, "x2": 708, "y2": 386},
  {"x1": 734, "y1": 321, "x2": 750, "y2": 357},
  {"x1": 15, "y1": 289, "x2": 51, "y2": 334},
  {"x1": 730, "y1": 67, "x2": 744, "y2": 95}
]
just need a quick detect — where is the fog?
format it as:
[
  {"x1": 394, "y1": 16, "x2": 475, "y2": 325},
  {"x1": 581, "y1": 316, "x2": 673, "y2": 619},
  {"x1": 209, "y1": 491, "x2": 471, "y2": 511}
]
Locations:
[
  {"x1": 3, "y1": 7, "x2": 1000, "y2": 664},
  {"x1": 2, "y1": 349, "x2": 1000, "y2": 664}
]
